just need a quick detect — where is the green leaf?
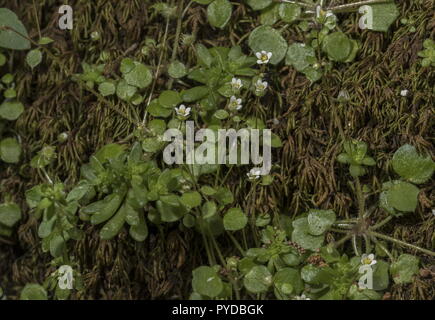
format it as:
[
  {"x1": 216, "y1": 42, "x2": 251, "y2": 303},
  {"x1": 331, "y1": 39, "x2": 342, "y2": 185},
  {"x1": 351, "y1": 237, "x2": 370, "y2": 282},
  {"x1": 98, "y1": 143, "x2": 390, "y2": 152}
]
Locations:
[
  {"x1": 20, "y1": 284, "x2": 47, "y2": 300},
  {"x1": 207, "y1": 0, "x2": 232, "y2": 29},
  {"x1": 158, "y1": 90, "x2": 182, "y2": 108},
  {"x1": 260, "y1": 4, "x2": 279, "y2": 26},
  {"x1": 213, "y1": 109, "x2": 229, "y2": 120},
  {"x1": 223, "y1": 207, "x2": 248, "y2": 231},
  {"x1": 49, "y1": 235, "x2": 66, "y2": 257},
  {"x1": 392, "y1": 144, "x2": 434, "y2": 184},
  {"x1": 0, "y1": 203, "x2": 21, "y2": 227},
  {"x1": 363, "y1": 2, "x2": 399, "y2": 32},
  {"x1": 168, "y1": 60, "x2": 187, "y2": 78},
  {"x1": 123, "y1": 61, "x2": 152, "y2": 89},
  {"x1": 243, "y1": 265, "x2": 273, "y2": 293},
  {"x1": 0, "y1": 137, "x2": 21, "y2": 163},
  {"x1": 116, "y1": 79, "x2": 137, "y2": 101},
  {"x1": 246, "y1": 0, "x2": 273, "y2": 11},
  {"x1": 180, "y1": 191, "x2": 202, "y2": 208},
  {"x1": 286, "y1": 43, "x2": 315, "y2": 71},
  {"x1": 273, "y1": 268, "x2": 304, "y2": 295},
  {"x1": 214, "y1": 186, "x2": 234, "y2": 205},
  {"x1": 248, "y1": 26, "x2": 288, "y2": 65},
  {"x1": 0, "y1": 53, "x2": 6, "y2": 66},
  {"x1": 192, "y1": 266, "x2": 223, "y2": 298},
  {"x1": 26, "y1": 49, "x2": 43, "y2": 69},
  {"x1": 120, "y1": 58, "x2": 135, "y2": 74},
  {"x1": 291, "y1": 217, "x2": 324, "y2": 250},
  {"x1": 38, "y1": 37, "x2": 54, "y2": 45},
  {"x1": 181, "y1": 86, "x2": 209, "y2": 102},
  {"x1": 193, "y1": 0, "x2": 214, "y2": 4},
  {"x1": 373, "y1": 260, "x2": 390, "y2": 291},
  {"x1": 390, "y1": 254, "x2": 419, "y2": 284},
  {"x1": 147, "y1": 99, "x2": 173, "y2": 118},
  {"x1": 129, "y1": 215, "x2": 149, "y2": 242},
  {"x1": 201, "y1": 201, "x2": 217, "y2": 219},
  {"x1": 98, "y1": 82, "x2": 116, "y2": 96},
  {"x1": 0, "y1": 8, "x2": 31, "y2": 50},
  {"x1": 0, "y1": 100, "x2": 24, "y2": 120},
  {"x1": 94, "y1": 143, "x2": 125, "y2": 163},
  {"x1": 278, "y1": 3, "x2": 301, "y2": 23},
  {"x1": 307, "y1": 209, "x2": 336, "y2": 236},
  {"x1": 157, "y1": 195, "x2": 186, "y2": 222},
  {"x1": 386, "y1": 180, "x2": 420, "y2": 212},
  {"x1": 322, "y1": 32, "x2": 353, "y2": 62},
  {"x1": 196, "y1": 44, "x2": 214, "y2": 67}
]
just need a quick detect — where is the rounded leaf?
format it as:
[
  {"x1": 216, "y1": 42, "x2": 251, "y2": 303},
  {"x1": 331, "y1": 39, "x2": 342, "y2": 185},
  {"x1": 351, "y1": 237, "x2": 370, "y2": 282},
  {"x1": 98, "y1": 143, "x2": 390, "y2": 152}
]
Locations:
[
  {"x1": 392, "y1": 144, "x2": 434, "y2": 184},
  {"x1": 223, "y1": 207, "x2": 248, "y2": 231},
  {"x1": 243, "y1": 265, "x2": 272, "y2": 293},
  {"x1": 248, "y1": 26, "x2": 288, "y2": 65},
  {"x1": 207, "y1": 0, "x2": 232, "y2": 29},
  {"x1": 192, "y1": 266, "x2": 223, "y2": 298}
]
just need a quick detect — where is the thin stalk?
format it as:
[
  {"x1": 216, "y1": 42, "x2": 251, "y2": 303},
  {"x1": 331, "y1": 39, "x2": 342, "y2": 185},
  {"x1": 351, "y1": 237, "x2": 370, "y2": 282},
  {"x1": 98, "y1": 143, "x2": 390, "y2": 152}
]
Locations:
[
  {"x1": 369, "y1": 231, "x2": 435, "y2": 257},
  {"x1": 278, "y1": 0, "x2": 315, "y2": 9},
  {"x1": 330, "y1": 227, "x2": 351, "y2": 234},
  {"x1": 334, "y1": 233, "x2": 352, "y2": 248},
  {"x1": 371, "y1": 236, "x2": 394, "y2": 261},
  {"x1": 226, "y1": 232, "x2": 246, "y2": 257},
  {"x1": 328, "y1": 0, "x2": 391, "y2": 11},
  {"x1": 370, "y1": 216, "x2": 393, "y2": 230},
  {"x1": 200, "y1": 224, "x2": 215, "y2": 265},
  {"x1": 352, "y1": 234, "x2": 360, "y2": 256},
  {"x1": 354, "y1": 177, "x2": 365, "y2": 219},
  {"x1": 32, "y1": 0, "x2": 42, "y2": 39},
  {"x1": 209, "y1": 231, "x2": 226, "y2": 266},
  {"x1": 363, "y1": 234, "x2": 371, "y2": 254}
]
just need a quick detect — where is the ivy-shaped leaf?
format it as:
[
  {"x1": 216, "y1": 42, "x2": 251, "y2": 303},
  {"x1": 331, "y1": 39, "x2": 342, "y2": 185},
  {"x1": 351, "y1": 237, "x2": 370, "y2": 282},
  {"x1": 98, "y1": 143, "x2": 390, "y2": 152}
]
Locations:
[
  {"x1": 307, "y1": 209, "x2": 336, "y2": 236},
  {"x1": 248, "y1": 26, "x2": 288, "y2": 65},
  {"x1": 390, "y1": 254, "x2": 419, "y2": 284},
  {"x1": 291, "y1": 217, "x2": 324, "y2": 250},
  {"x1": 192, "y1": 266, "x2": 223, "y2": 298},
  {"x1": 223, "y1": 207, "x2": 248, "y2": 231},
  {"x1": 392, "y1": 144, "x2": 434, "y2": 184},
  {"x1": 243, "y1": 265, "x2": 273, "y2": 293},
  {"x1": 207, "y1": 0, "x2": 232, "y2": 29}
]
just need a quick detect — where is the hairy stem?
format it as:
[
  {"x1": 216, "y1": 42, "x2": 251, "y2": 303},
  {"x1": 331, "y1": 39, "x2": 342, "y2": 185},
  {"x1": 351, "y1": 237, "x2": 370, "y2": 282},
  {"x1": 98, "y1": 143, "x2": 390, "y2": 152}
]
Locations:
[{"x1": 370, "y1": 231, "x2": 435, "y2": 257}]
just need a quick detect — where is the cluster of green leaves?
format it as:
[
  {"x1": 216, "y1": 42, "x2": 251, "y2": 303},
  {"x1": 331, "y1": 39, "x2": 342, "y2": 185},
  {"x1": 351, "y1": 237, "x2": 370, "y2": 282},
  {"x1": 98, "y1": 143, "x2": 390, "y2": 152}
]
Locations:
[
  {"x1": 190, "y1": 220, "x2": 418, "y2": 300},
  {"x1": 75, "y1": 57, "x2": 152, "y2": 105},
  {"x1": 25, "y1": 181, "x2": 83, "y2": 259},
  {"x1": 380, "y1": 144, "x2": 434, "y2": 216},
  {"x1": 65, "y1": 142, "x2": 237, "y2": 241},
  {"x1": 194, "y1": 1, "x2": 399, "y2": 82},
  {"x1": 418, "y1": 39, "x2": 435, "y2": 67},
  {"x1": 337, "y1": 140, "x2": 376, "y2": 177},
  {"x1": 148, "y1": 44, "x2": 260, "y2": 121}
]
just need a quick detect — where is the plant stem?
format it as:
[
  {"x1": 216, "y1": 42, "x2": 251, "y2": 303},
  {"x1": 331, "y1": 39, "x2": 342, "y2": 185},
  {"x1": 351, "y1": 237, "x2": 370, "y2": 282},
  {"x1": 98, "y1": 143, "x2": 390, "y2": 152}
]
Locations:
[
  {"x1": 352, "y1": 234, "x2": 360, "y2": 256},
  {"x1": 278, "y1": 0, "x2": 315, "y2": 9},
  {"x1": 369, "y1": 231, "x2": 435, "y2": 257},
  {"x1": 32, "y1": 0, "x2": 42, "y2": 39},
  {"x1": 328, "y1": 0, "x2": 391, "y2": 11},
  {"x1": 226, "y1": 232, "x2": 246, "y2": 256},
  {"x1": 370, "y1": 215, "x2": 393, "y2": 230},
  {"x1": 354, "y1": 177, "x2": 365, "y2": 219},
  {"x1": 334, "y1": 233, "x2": 352, "y2": 247},
  {"x1": 371, "y1": 236, "x2": 394, "y2": 261}
]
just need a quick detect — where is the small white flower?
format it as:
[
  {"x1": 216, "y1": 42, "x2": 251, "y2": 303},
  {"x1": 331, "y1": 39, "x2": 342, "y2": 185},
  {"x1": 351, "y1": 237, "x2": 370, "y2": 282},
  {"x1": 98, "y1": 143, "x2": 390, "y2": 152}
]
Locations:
[
  {"x1": 293, "y1": 294, "x2": 310, "y2": 300},
  {"x1": 400, "y1": 89, "x2": 409, "y2": 97},
  {"x1": 255, "y1": 79, "x2": 268, "y2": 92},
  {"x1": 57, "y1": 265, "x2": 74, "y2": 290},
  {"x1": 231, "y1": 78, "x2": 243, "y2": 91},
  {"x1": 175, "y1": 104, "x2": 191, "y2": 117},
  {"x1": 316, "y1": 5, "x2": 335, "y2": 20},
  {"x1": 229, "y1": 96, "x2": 242, "y2": 110},
  {"x1": 256, "y1": 51, "x2": 272, "y2": 65},
  {"x1": 361, "y1": 253, "x2": 377, "y2": 266},
  {"x1": 247, "y1": 168, "x2": 261, "y2": 180}
]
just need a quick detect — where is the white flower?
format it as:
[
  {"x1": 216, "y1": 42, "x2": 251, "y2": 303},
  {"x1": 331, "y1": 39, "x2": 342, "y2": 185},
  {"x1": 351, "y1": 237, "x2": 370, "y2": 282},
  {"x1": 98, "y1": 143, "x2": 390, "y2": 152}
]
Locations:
[
  {"x1": 175, "y1": 104, "x2": 191, "y2": 117},
  {"x1": 229, "y1": 96, "x2": 242, "y2": 110},
  {"x1": 247, "y1": 168, "x2": 261, "y2": 180},
  {"x1": 256, "y1": 51, "x2": 272, "y2": 65},
  {"x1": 231, "y1": 78, "x2": 243, "y2": 91},
  {"x1": 293, "y1": 294, "x2": 310, "y2": 300},
  {"x1": 400, "y1": 89, "x2": 409, "y2": 97},
  {"x1": 57, "y1": 265, "x2": 74, "y2": 290},
  {"x1": 361, "y1": 253, "x2": 377, "y2": 266},
  {"x1": 255, "y1": 79, "x2": 268, "y2": 92}
]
